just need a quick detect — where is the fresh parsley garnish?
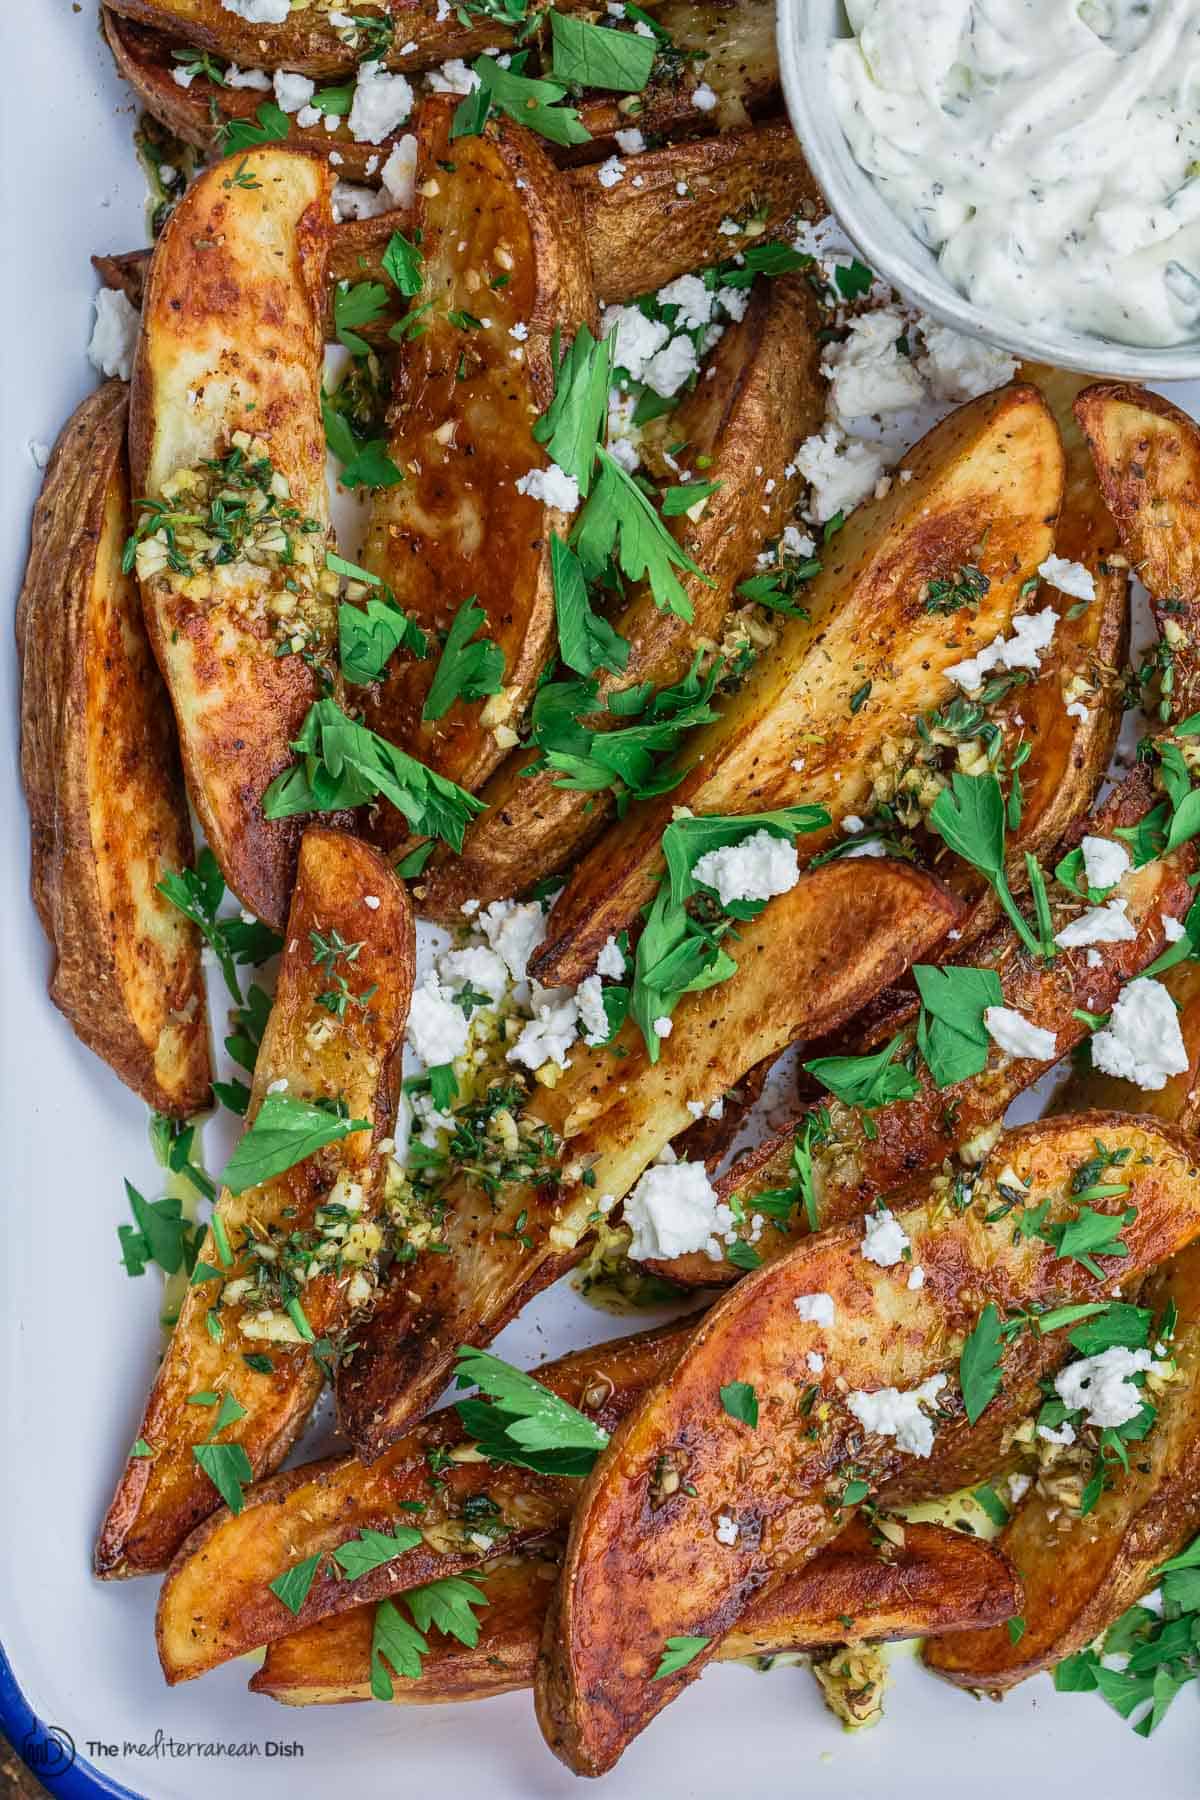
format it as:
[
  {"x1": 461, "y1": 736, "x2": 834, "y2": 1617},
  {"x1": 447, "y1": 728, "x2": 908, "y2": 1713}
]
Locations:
[
  {"x1": 117, "y1": 1180, "x2": 204, "y2": 1279},
  {"x1": 959, "y1": 1303, "x2": 1004, "y2": 1424},
  {"x1": 157, "y1": 848, "x2": 282, "y2": 1004},
  {"x1": 652, "y1": 1636, "x2": 710, "y2": 1680},
  {"x1": 803, "y1": 1031, "x2": 921, "y2": 1110},
  {"x1": 719, "y1": 1381, "x2": 758, "y2": 1428},
  {"x1": 452, "y1": 1346, "x2": 611, "y2": 1477},
  {"x1": 422, "y1": 597, "x2": 505, "y2": 721},
  {"x1": 572, "y1": 446, "x2": 710, "y2": 623},
  {"x1": 551, "y1": 536, "x2": 629, "y2": 677},
  {"x1": 548, "y1": 12, "x2": 656, "y2": 90},
  {"x1": 333, "y1": 280, "x2": 391, "y2": 357},
  {"x1": 222, "y1": 1093, "x2": 370, "y2": 1196},
  {"x1": 451, "y1": 54, "x2": 591, "y2": 149},
  {"x1": 219, "y1": 102, "x2": 289, "y2": 155},
  {"x1": 929, "y1": 774, "x2": 1043, "y2": 957},
  {"x1": 914, "y1": 963, "x2": 1003, "y2": 1090}
]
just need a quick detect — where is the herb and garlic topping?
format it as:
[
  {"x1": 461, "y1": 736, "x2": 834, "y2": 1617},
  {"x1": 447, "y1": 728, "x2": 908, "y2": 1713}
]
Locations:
[{"x1": 831, "y1": 0, "x2": 1200, "y2": 348}]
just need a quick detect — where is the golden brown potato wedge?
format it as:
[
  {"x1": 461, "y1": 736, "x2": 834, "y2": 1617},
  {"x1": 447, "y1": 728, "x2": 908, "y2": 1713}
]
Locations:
[
  {"x1": 926, "y1": 1239, "x2": 1200, "y2": 1692},
  {"x1": 95, "y1": 829, "x2": 412, "y2": 1580},
  {"x1": 17, "y1": 381, "x2": 211, "y2": 1116},
  {"x1": 646, "y1": 840, "x2": 1196, "y2": 1287},
  {"x1": 250, "y1": 1518, "x2": 1019, "y2": 1705},
  {"x1": 157, "y1": 1323, "x2": 689, "y2": 1683},
  {"x1": 130, "y1": 147, "x2": 340, "y2": 930},
  {"x1": 532, "y1": 381, "x2": 1066, "y2": 988},
  {"x1": 415, "y1": 272, "x2": 826, "y2": 921},
  {"x1": 355, "y1": 99, "x2": 594, "y2": 818},
  {"x1": 338, "y1": 858, "x2": 963, "y2": 1461},
  {"x1": 103, "y1": 0, "x2": 535, "y2": 77},
  {"x1": 537, "y1": 1113, "x2": 1200, "y2": 1775},
  {"x1": 1076, "y1": 382, "x2": 1200, "y2": 718}
]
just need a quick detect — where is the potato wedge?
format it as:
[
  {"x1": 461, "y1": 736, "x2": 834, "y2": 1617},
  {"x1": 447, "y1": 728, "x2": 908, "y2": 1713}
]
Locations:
[
  {"x1": 157, "y1": 1322, "x2": 689, "y2": 1683},
  {"x1": 95, "y1": 829, "x2": 413, "y2": 1579},
  {"x1": 532, "y1": 381, "x2": 1066, "y2": 987},
  {"x1": 338, "y1": 858, "x2": 962, "y2": 1461},
  {"x1": 646, "y1": 841, "x2": 1196, "y2": 1287},
  {"x1": 536, "y1": 1114, "x2": 1200, "y2": 1775},
  {"x1": 354, "y1": 99, "x2": 594, "y2": 818},
  {"x1": 415, "y1": 272, "x2": 826, "y2": 921},
  {"x1": 103, "y1": 0, "x2": 536, "y2": 77},
  {"x1": 1076, "y1": 382, "x2": 1200, "y2": 717},
  {"x1": 926, "y1": 1239, "x2": 1200, "y2": 1692},
  {"x1": 17, "y1": 381, "x2": 210, "y2": 1116},
  {"x1": 250, "y1": 1518, "x2": 1020, "y2": 1705},
  {"x1": 130, "y1": 147, "x2": 340, "y2": 930}
]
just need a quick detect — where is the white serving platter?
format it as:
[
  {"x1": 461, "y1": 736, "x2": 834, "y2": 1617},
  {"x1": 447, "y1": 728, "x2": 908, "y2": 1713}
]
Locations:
[{"x1": 0, "y1": 8, "x2": 1196, "y2": 1798}]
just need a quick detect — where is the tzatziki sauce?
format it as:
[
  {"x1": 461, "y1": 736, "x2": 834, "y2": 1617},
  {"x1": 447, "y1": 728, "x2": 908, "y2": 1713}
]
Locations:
[{"x1": 830, "y1": 0, "x2": 1200, "y2": 347}]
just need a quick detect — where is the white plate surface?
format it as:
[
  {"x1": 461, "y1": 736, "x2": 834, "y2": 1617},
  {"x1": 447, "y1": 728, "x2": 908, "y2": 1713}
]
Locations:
[{"x1": 1, "y1": 9, "x2": 1197, "y2": 1798}]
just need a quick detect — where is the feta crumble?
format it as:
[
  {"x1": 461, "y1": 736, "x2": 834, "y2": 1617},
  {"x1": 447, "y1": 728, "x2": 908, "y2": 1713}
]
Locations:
[
  {"x1": 380, "y1": 134, "x2": 418, "y2": 206},
  {"x1": 508, "y1": 984, "x2": 580, "y2": 1072},
  {"x1": 1054, "y1": 1346, "x2": 1159, "y2": 1429},
  {"x1": 807, "y1": 1351, "x2": 826, "y2": 1374},
  {"x1": 87, "y1": 288, "x2": 139, "y2": 381},
  {"x1": 623, "y1": 1161, "x2": 732, "y2": 1261},
  {"x1": 845, "y1": 1374, "x2": 947, "y2": 1459},
  {"x1": 1090, "y1": 977, "x2": 1189, "y2": 1090},
  {"x1": 860, "y1": 1208, "x2": 910, "y2": 1267},
  {"x1": 406, "y1": 979, "x2": 470, "y2": 1067},
  {"x1": 984, "y1": 1006, "x2": 1058, "y2": 1061},
  {"x1": 691, "y1": 82, "x2": 718, "y2": 110},
  {"x1": 945, "y1": 607, "x2": 1058, "y2": 692},
  {"x1": 221, "y1": 0, "x2": 289, "y2": 20},
  {"x1": 596, "y1": 156, "x2": 626, "y2": 189},
  {"x1": 516, "y1": 463, "x2": 580, "y2": 512},
  {"x1": 794, "y1": 1292, "x2": 836, "y2": 1327},
  {"x1": 575, "y1": 974, "x2": 610, "y2": 1048},
  {"x1": 914, "y1": 318, "x2": 1018, "y2": 402},
  {"x1": 596, "y1": 935, "x2": 626, "y2": 979},
  {"x1": 1054, "y1": 897, "x2": 1137, "y2": 948},
  {"x1": 479, "y1": 899, "x2": 547, "y2": 986},
  {"x1": 614, "y1": 128, "x2": 646, "y2": 155},
  {"x1": 1081, "y1": 835, "x2": 1131, "y2": 892},
  {"x1": 794, "y1": 425, "x2": 886, "y2": 524},
  {"x1": 1164, "y1": 914, "x2": 1188, "y2": 943},
  {"x1": 691, "y1": 830, "x2": 800, "y2": 908},
  {"x1": 274, "y1": 71, "x2": 316, "y2": 113},
  {"x1": 822, "y1": 308, "x2": 925, "y2": 426},
  {"x1": 348, "y1": 61, "x2": 414, "y2": 144},
  {"x1": 715, "y1": 1513, "x2": 739, "y2": 1545},
  {"x1": 1039, "y1": 556, "x2": 1096, "y2": 603}
]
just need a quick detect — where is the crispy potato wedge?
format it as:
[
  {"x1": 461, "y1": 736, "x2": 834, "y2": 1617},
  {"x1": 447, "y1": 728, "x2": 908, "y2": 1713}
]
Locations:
[
  {"x1": 646, "y1": 841, "x2": 1196, "y2": 1287},
  {"x1": 415, "y1": 272, "x2": 826, "y2": 920},
  {"x1": 927, "y1": 1239, "x2": 1200, "y2": 1692},
  {"x1": 537, "y1": 1114, "x2": 1200, "y2": 1775},
  {"x1": 157, "y1": 1323, "x2": 689, "y2": 1683},
  {"x1": 338, "y1": 857, "x2": 962, "y2": 1460},
  {"x1": 532, "y1": 382, "x2": 1066, "y2": 988},
  {"x1": 1076, "y1": 382, "x2": 1200, "y2": 717},
  {"x1": 251, "y1": 1518, "x2": 1019, "y2": 1705},
  {"x1": 103, "y1": 0, "x2": 538, "y2": 76},
  {"x1": 17, "y1": 381, "x2": 211, "y2": 1116},
  {"x1": 95, "y1": 829, "x2": 412, "y2": 1580},
  {"x1": 130, "y1": 148, "x2": 340, "y2": 930},
  {"x1": 355, "y1": 100, "x2": 594, "y2": 817}
]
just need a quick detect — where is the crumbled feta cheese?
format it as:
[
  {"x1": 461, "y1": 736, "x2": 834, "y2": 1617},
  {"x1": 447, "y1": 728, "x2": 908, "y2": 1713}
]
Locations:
[
  {"x1": 860, "y1": 1208, "x2": 910, "y2": 1268},
  {"x1": 380, "y1": 133, "x2": 418, "y2": 206},
  {"x1": 172, "y1": 66, "x2": 196, "y2": 89},
  {"x1": 596, "y1": 935, "x2": 626, "y2": 979},
  {"x1": 1091, "y1": 977, "x2": 1189, "y2": 1090},
  {"x1": 28, "y1": 440, "x2": 50, "y2": 469},
  {"x1": 1080, "y1": 835, "x2": 1131, "y2": 892},
  {"x1": 1039, "y1": 556, "x2": 1096, "y2": 602},
  {"x1": 348, "y1": 61, "x2": 414, "y2": 144},
  {"x1": 691, "y1": 829, "x2": 800, "y2": 908},
  {"x1": 794, "y1": 425, "x2": 886, "y2": 524},
  {"x1": 984, "y1": 1006, "x2": 1058, "y2": 1061},
  {"x1": 225, "y1": 63, "x2": 273, "y2": 88},
  {"x1": 296, "y1": 104, "x2": 323, "y2": 128},
  {"x1": 652, "y1": 1015, "x2": 673, "y2": 1038},
  {"x1": 426, "y1": 58, "x2": 480, "y2": 95},
  {"x1": 274, "y1": 71, "x2": 315, "y2": 113},
  {"x1": 266, "y1": 1077, "x2": 289, "y2": 1094},
  {"x1": 87, "y1": 288, "x2": 139, "y2": 381},
  {"x1": 437, "y1": 943, "x2": 508, "y2": 1005},
  {"x1": 692, "y1": 81, "x2": 718, "y2": 110},
  {"x1": 843, "y1": 815, "x2": 864, "y2": 834},
  {"x1": 642, "y1": 332, "x2": 699, "y2": 399},
  {"x1": 1054, "y1": 897, "x2": 1137, "y2": 948},
  {"x1": 596, "y1": 156, "x2": 626, "y2": 189},
  {"x1": 780, "y1": 524, "x2": 816, "y2": 559},
  {"x1": 945, "y1": 608, "x2": 1058, "y2": 692},
  {"x1": 1055, "y1": 1346, "x2": 1159, "y2": 1429},
  {"x1": 657, "y1": 274, "x2": 715, "y2": 330},
  {"x1": 845, "y1": 1375, "x2": 947, "y2": 1458},
  {"x1": 406, "y1": 979, "x2": 470, "y2": 1067},
  {"x1": 794, "y1": 1292, "x2": 836, "y2": 1327},
  {"x1": 807, "y1": 1351, "x2": 826, "y2": 1374},
  {"x1": 686, "y1": 1099, "x2": 705, "y2": 1120},
  {"x1": 1164, "y1": 914, "x2": 1188, "y2": 943},
  {"x1": 714, "y1": 1513, "x2": 739, "y2": 1545},
  {"x1": 822, "y1": 308, "x2": 925, "y2": 426},
  {"x1": 509, "y1": 321, "x2": 529, "y2": 343},
  {"x1": 601, "y1": 304, "x2": 670, "y2": 381},
  {"x1": 1037, "y1": 1419, "x2": 1076, "y2": 1445},
  {"x1": 515, "y1": 462, "x2": 580, "y2": 512},
  {"x1": 221, "y1": 0, "x2": 288, "y2": 21},
  {"x1": 331, "y1": 182, "x2": 392, "y2": 223},
  {"x1": 508, "y1": 983, "x2": 580, "y2": 1072},
  {"x1": 575, "y1": 974, "x2": 610, "y2": 1047},
  {"x1": 479, "y1": 899, "x2": 547, "y2": 985},
  {"x1": 614, "y1": 127, "x2": 646, "y2": 155},
  {"x1": 844, "y1": 837, "x2": 889, "y2": 858},
  {"x1": 1008, "y1": 1472, "x2": 1032, "y2": 1504},
  {"x1": 907, "y1": 1265, "x2": 925, "y2": 1290},
  {"x1": 1066, "y1": 698, "x2": 1090, "y2": 721},
  {"x1": 914, "y1": 318, "x2": 1018, "y2": 402},
  {"x1": 623, "y1": 1161, "x2": 732, "y2": 1261}
]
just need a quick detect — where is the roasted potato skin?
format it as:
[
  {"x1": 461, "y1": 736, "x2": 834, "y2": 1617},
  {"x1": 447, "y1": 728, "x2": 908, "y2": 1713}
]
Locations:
[
  {"x1": 646, "y1": 845, "x2": 1196, "y2": 1287},
  {"x1": 927, "y1": 1240, "x2": 1200, "y2": 1691},
  {"x1": 416, "y1": 273, "x2": 826, "y2": 921},
  {"x1": 156, "y1": 1323, "x2": 688, "y2": 1682},
  {"x1": 537, "y1": 1115, "x2": 1200, "y2": 1775},
  {"x1": 357, "y1": 100, "x2": 595, "y2": 816},
  {"x1": 338, "y1": 859, "x2": 963, "y2": 1462},
  {"x1": 130, "y1": 148, "x2": 341, "y2": 930},
  {"x1": 95, "y1": 830, "x2": 413, "y2": 1580},
  {"x1": 18, "y1": 382, "x2": 211, "y2": 1116},
  {"x1": 250, "y1": 1518, "x2": 1020, "y2": 1705},
  {"x1": 1076, "y1": 382, "x2": 1200, "y2": 718},
  {"x1": 533, "y1": 382, "x2": 1066, "y2": 988}
]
